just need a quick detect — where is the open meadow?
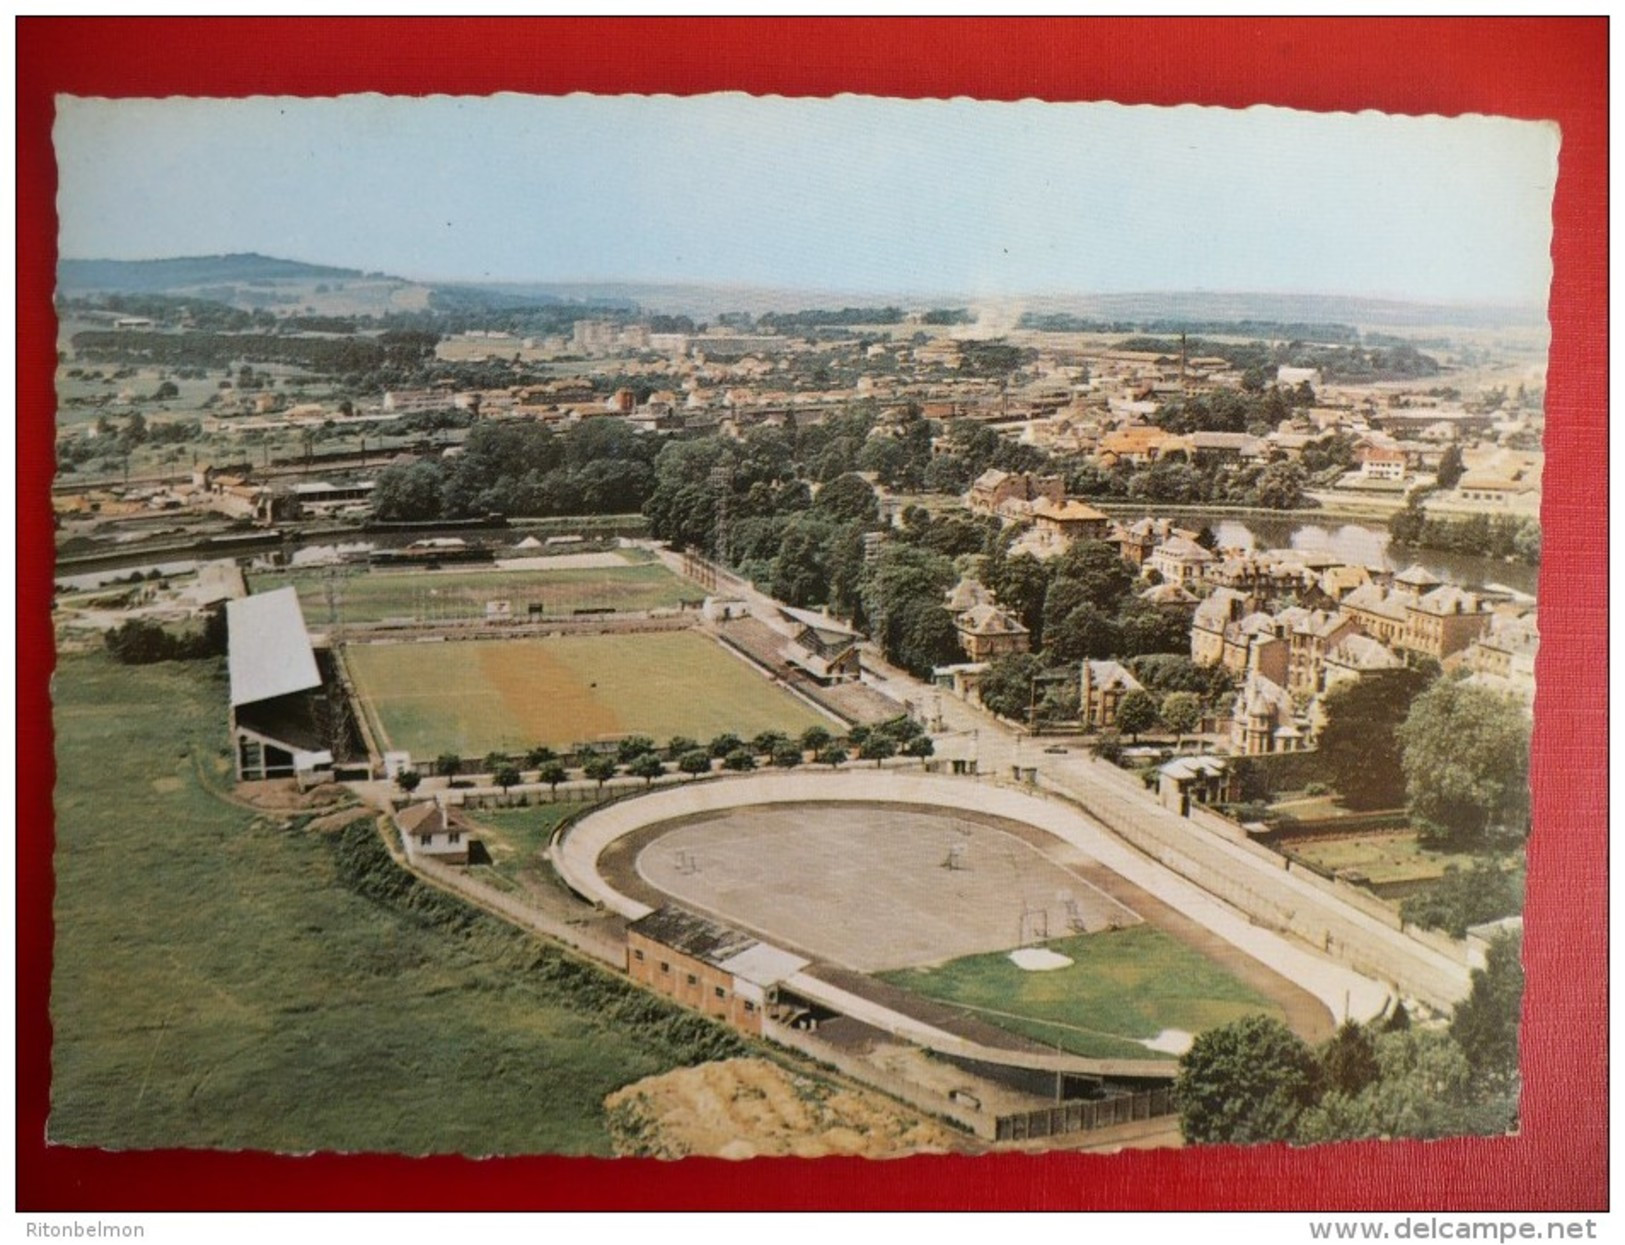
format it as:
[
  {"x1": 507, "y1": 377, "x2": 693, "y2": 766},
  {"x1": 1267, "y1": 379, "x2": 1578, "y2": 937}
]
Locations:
[
  {"x1": 879, "y1": 925, "x2": 1286, "y2": 1062},
  {"x1": 50, "y1": 653, "x2": 743, "y2": 1155},
  {"x1": 249, "y1": 556, "x2": 695, "y2": 625},
  {"x1": 346, "y1": 630, "x2": 828, "y2": 757}
]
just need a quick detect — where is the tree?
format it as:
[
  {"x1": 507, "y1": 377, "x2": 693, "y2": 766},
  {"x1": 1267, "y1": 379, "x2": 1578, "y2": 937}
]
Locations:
[
  {"x1": 616, "y1": 735, "x2": 657, "y2": 764},
  {"x1": 1435, "y1": 444, "x2": 1466, "y2": 489},
  {"x1": 903, "y1": 735, "x2": 935, "y2": 759},
  {"x1": 1249, "y1": 461, "x2": 1307, "y2": 510},
  {"x1": 986, "y1": 550, "x2": 1051, "y2": 642},
  {"x1": 371, "y1": 460, "x2": 445, "y2": 522},
  {"x1": 1400, "y1": 861, "x2": 1524, "y2": 938},
  {"x1": 708, "y1": 732, "x2": 744, "y2": 759},
  {"x1": 628, "y1": 753, "x2": 666, "y2": 786},
  {"x1": 1044, "y1": 602, "x2": 1121, "y2": 663},
  {"x1": 678, "y1": 750, "x2": 713, "y2": 780},
  {"x1": 816, "y1": 744, "x2": 849, "y2": 768},
  {"x1": 1115, "y1": 689, "x2": 1159, "y2": 743},
  {"x1": 1450, "y1": 931, "x2": 1523, "y2": 1090},
  {"x1": 1318, "y1": 1021, "x2": 1381, "y2": 1098},
  {"x1": 978, "y1": 652, "x2": 1043, "y2": 722},
  {"x1": 1160, "y1": 691, "x2": 1202, "y2": 746},
  {"x1": 1388, "y1": 498, "x2": 1426, "y2": 546},
  {"x1": 1050, "y1": 540, "x2": 1134, "y2": 614},
  {"x1": 482, "y1": 750, "x2": 510, "y2": 776},
  {"x1": 799, "y1": 725, "x2": 833, "y2": 753},
  {"x1": 666, "y1": 735, "x2": 700, "y2": 760},
  {"x1": 892, "y1": 596, "x2": 965, "y2": 677},
  {"x1": 1397, "y1": 680, "x2": 1531, "y2": 845},
  {"x1": 524, "y1": 745, "x2": 556, "y2": 769},
  {"x1": 1175, "y1": 1015, "x2": 1322, "y2": 1145},
  {"x1": 494, "y1": 766, "x2": 522, "y2": 793},
  {"x1": 582, "y1": 755, "x2": 618, "y2": 794},
  {"x1": 104, "y1": 618, "x2": 180, "y2": 664},
  {"x1": 722, "y1": 747, "x2": 757, "y2": 772},
  {"x1": 1293, "y1": 1028, "x2": 1501, "y2": 1144},
  {"x1": 1316, "y1": 668, "x2": 1431, "y2": 809},
  {"x1": 1117, "y1": 603, "x2": 1188, "y2": 657},
  {"x1": 436, "y1": 753, "x2": 463, "y2": 779},
  {"x1": 859, "y1": 734, "x2": 898, "y2": 766},
  {"x1": 1091, "y1": 728, "x2": 1124, "y2": 764},
  {"x1": 395, "y1": 769, "x2": 421, "y2": 795},
  {"x1": 538, "y1": 761, "x2": 568, "y2": 798},
  {"x1": 771, "y1": 741, "x2": 803, "y2": 769},
  {"x1": 813, "y1": 472, "x2": 879, "y2": 524},
  {"x1": 752, "y1": 730, "x2": 790, "y2": 756}
]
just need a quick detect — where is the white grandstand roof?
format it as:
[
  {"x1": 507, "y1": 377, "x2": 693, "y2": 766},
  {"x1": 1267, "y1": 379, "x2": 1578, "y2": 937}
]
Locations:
[
  {"x1": 227, "y1": 587, "x2": 321, "y2": 707},
  {"x1": 717, "y1": 942, "x2": 810, "y2": 988}
]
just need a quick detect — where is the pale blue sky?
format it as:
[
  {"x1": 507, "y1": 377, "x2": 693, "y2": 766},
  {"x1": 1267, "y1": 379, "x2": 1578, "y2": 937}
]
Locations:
[{"x1": 55, "y1": 93, "x2": 1559, "y2": 305}]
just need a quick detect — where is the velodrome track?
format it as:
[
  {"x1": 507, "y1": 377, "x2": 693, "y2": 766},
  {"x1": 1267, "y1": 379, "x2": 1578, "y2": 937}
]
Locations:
[{"x1": 552, "y1": 770, "x2": 1399, "y2": 1077}]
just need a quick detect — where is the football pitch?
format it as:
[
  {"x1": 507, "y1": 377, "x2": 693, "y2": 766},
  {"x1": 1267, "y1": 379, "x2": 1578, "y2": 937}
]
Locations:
[
  {"x1": 346, "y1": 631, "x2": 830, "y2": 758},
  {"x1": 879, "y1": 925, "x2": 1288, "y2": 1062},
  {"x1": 253, "y1": 558, "x2": 695, "y2": 625}
]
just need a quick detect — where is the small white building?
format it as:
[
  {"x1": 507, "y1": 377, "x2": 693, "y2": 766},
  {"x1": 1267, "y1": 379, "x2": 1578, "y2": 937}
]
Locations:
[{"x1": 397, "y1": 800, "x2": 473, "y2": 865}]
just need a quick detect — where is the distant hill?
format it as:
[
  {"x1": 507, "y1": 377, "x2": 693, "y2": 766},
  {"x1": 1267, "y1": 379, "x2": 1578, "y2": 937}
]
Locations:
[
  {"x1": 1007, "y1": 290, "x2": 1548, "y2": 331},
  {"x1": 58, "y1": 253, "x2": 369, "y2": 295},
  {"x1": 53, "y1": 254, "x2": 1547, "y2": 331}
]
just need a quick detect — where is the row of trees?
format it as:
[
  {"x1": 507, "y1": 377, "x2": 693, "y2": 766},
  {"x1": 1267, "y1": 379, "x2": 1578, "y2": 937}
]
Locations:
[
  {"x1": 1067, "y1": 456, "x2": 1311, "y2": 510},
  {"x1": 398, "y1": 718, "x2": 936, "y2": 795},
  {"x1": 1176, "y1": 933, "x2": 1521, "y2": 1145},
  {"x1": 1388, "y1": 501, "x2": 1541, "y2": 565},
  {"x1": 103, "y1": 612, "x2": 227, "y2": 665},
  {"x1": 371, "y1": 417, "x2": 660, "y2": 521}
]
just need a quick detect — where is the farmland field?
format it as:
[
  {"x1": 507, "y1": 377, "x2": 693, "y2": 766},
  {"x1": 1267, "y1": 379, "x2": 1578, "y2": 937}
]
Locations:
[
  {"x1": 346, "y1": 631, "x2": 829, "y2": 757},
  {"x1": 879, "y1": 925, "x2": 1286, "y2": 1062},
  {"x1": 49, "y1": 653, "x2": 742, "y2": 1155},
  {"x1": 249, "y1": 556, "x2": 695, "y2": 625}
]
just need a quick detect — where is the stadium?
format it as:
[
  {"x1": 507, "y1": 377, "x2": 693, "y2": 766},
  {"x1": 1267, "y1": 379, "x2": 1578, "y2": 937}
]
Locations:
[
  {"x1": 552, "y1": 770, "x2": 1389, "y2": 1140},
  {"x1": 228, "y1": 539, "x2": 1397, "y2": 1144}
]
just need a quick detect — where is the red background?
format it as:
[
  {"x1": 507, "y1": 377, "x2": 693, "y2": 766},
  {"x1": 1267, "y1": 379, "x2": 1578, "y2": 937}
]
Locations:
[{"x1": 16, "y1": 18, "x2": 1608, "y2": 1211}]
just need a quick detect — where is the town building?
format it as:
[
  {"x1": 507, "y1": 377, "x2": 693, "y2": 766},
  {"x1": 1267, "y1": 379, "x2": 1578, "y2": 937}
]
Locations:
[
  {"x1": 397, "y1": 800, "x2": 475, "y2": 865},
  {"x1": 626, "y1": 906, "x2": 810, "y2": 1037},
  {"x1": 1322, "y1": 633, "x2": 1406, "y2": 691},
  {"x1": 1157, "y1": 755, "x2": 1242, "y2": 816},
  {"x1": 1095, "y1": 425, "x2": 1193, "y2": 467},
  {"x1": 1148, "y1": 535, "x2": 1215, "y2": 585},
  {"x1": 953, "y1": 603, "x2": 1030, "y2": 662},
  {"x1": 1030, "y1": 497, "x2": 1112, "y2": 545},
  {"x1": 1358, "y1": 445, "x2": 1408, "y2": 481},
  {"x1": 965, "y1": 468, "x2": 1065, "y2": 517},
  {"x1": 1404, "y1": 585, "x2": 1493, "y2": 660},
  {"x1": 779, "y1": 607, "x2": 865, "y2": 684},
  {"x1": 1079, "y1": 660, "x2": 1143, "y2": 731},
  {"x1": 1230, "y1": 670, "x2": 1311, "y2": 756}
]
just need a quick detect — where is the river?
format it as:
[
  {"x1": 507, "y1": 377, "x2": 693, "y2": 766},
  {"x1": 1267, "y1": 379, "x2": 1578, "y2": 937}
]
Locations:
[{"x1": 1203, "y1": 516, "x2": 1539, "y2": 598}]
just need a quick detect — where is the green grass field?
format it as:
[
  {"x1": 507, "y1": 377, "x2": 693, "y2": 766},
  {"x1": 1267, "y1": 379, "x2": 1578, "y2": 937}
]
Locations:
[
  {"x1": 50, "y1": 653, "x2": 740, "y2": 1155},
  {"x1": 1280, "y1": 832, "x2": 1483, "y2": 887},
  {"x1": 879, "y1": 926, "x2": 1285, "y2": 1062},
  {"x1": 249, "y1": 558, "x2": 696, "y2": 625},
  {"x1": 462, "y1": 802, "x2": 590, "y2": 882},
  {"x1": 346, "y1": 631, "x2": 828, "y2": 757}
]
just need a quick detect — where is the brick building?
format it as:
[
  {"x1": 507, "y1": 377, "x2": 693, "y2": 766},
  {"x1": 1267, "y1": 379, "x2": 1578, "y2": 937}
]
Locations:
[{"x1": 626, "y1": 907, "x2": 809, "y2": 1037}]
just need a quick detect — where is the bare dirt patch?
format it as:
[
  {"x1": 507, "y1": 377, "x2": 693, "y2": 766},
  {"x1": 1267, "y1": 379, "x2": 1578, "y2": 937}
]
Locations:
[
  {"x1": 603, "y1": 1057, "x2": 960, "y2": 1160},
  {"x1": 232, "y1": 779, "x2": 355, "y2": 811}
]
